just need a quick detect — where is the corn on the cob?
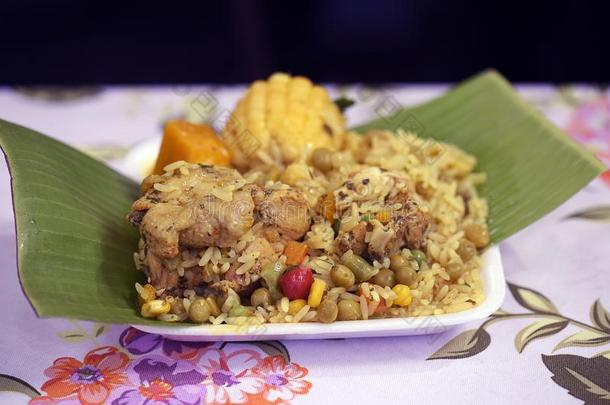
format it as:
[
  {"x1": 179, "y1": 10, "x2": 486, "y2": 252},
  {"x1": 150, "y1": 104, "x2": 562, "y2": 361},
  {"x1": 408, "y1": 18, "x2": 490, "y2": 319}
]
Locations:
[{"x1": 223, "y1": 73, "x2": 346, "y2": 168}]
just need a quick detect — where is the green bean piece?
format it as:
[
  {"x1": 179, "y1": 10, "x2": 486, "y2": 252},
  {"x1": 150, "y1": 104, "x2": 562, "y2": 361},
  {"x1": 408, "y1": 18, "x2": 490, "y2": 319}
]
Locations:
[
  {"x1": 340, "y1": 251, "x2": 377, "y2": 281},
  {"x1": 260, "y1": 261, "x2": 286, "y2": 300},
  {"x1": 229, "y1": 304, "x2": 249, "y2": 317}
]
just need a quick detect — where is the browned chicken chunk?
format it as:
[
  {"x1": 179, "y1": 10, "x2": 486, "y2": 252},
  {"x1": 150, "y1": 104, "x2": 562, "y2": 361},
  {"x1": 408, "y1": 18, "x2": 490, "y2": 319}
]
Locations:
[
  {"x1": 254, "y1": 187, "x2": 312, "y2": 240},
  {"x1": 128, "y1": 164, "x2": 312, "y2": 295}
]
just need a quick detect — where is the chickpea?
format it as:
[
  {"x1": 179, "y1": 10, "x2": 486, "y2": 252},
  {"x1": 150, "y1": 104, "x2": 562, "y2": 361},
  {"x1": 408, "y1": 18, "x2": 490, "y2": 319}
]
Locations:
[
  {"x1": 465, "y1": 224, "x2": 490, "y2": 248},
  {"x1": 250, "y1": 288, "x2": 272, "y2": 308},
  {"x1": 317, "y1": 299, "x2": 339, "y2": 323},
  {"x1": 456, "y1": 239, "x2": 477, "y2": 262},
  {"x1": 331, "y1": 265, "x2": 356, "y2": 289},
  {"x1": 311, "y1": 147, "x2": 334, "y2": 172},
  {"x1": 188, "y1": 298, "x2": 210, "y2": 323},
  {"x1": 373, "y1": 269, "x2": 396, "y2": 288},
  {"x1": 337, "y1": 299, "x2": 361, "y2": 321}
]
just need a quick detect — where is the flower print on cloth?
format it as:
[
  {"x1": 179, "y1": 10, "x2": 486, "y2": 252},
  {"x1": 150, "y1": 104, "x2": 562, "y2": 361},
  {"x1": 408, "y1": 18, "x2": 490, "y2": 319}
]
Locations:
[
  {"x1": 119, "y1": 327, "x2": 213, "y2": 361},
  {"x1": 37, "y1": 346, "x2": 129, "y2": 405},
  {"x1": 564, "y1": 95, "x2": 610, "y2": 185},
  {"x1": 197, "y1": 348, "x2": 264, "y2": 404},
  {"x1": 249, "y1": 356, "x2": 312, "y2": 404},
  {"x1": 112, "y1": 355, "x2": 206, "y2": 405}
]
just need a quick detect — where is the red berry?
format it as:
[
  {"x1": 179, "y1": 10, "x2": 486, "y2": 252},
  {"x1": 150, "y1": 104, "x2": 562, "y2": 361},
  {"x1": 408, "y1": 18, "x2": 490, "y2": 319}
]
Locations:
[{"x1": 280, "y1": 266, "x2": 314, "y2": 300}]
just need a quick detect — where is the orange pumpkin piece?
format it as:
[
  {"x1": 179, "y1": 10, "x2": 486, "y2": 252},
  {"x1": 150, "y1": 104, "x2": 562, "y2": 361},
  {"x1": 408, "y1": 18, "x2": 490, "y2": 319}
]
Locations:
[{"x1": 153, "y1": 120, "x2": 232, "y2": 174}]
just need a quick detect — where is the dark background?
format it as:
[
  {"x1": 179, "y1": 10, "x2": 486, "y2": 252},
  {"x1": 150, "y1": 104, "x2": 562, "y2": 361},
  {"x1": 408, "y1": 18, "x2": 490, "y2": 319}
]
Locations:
[{"x1": 1, "y1": 0, "x2": 609, "y2": 84}]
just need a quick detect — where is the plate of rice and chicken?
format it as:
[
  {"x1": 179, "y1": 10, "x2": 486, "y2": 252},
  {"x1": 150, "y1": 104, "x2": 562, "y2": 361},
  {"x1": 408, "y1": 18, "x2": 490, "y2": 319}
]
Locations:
[
  {"x1": 5, "y1": 70, "x2": 600, "y2": 341},
  {"x1": 123, "y1": 73, "x2": 505, "y2": 340}
]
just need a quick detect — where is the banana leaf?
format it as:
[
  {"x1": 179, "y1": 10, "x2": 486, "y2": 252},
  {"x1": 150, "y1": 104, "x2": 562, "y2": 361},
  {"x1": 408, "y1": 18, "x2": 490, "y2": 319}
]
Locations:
[{"x1": 0, "y1": 70, "x2": 605, "y2": 323}]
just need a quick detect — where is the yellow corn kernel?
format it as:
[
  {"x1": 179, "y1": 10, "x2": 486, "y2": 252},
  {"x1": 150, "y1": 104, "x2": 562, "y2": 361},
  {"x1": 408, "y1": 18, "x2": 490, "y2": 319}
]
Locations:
[
  {"x1": 141, "y1": 299, "x2": 171, "y2": 318},
  {"x1": 375, "y1": 210, "x2": 392, "y2": 223},
  {"x1": 307, "y1": 279, "x2": 327, "y2": 308},
  {"x1": 288, "y1": 299, "x2": 307, "y2": 315},
  {"x1": 281, "y1": 162, "x2": 311, "y2": 186},
  {"x1": 136, "y1": 283, "x2": 156, "y2": 306},
  {"x1": 205, "y1": 297, "x2": 221, "y2": 317},
  {"x1": 392, "y1": 284, "x2": 412, "y2": 307}
]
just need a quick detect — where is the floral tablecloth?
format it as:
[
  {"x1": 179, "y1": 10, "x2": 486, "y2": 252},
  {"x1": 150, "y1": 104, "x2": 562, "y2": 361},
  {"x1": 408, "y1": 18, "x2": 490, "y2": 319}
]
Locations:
[{"x1": 1, "y1": 83, "x2": 609, "y2": 405}]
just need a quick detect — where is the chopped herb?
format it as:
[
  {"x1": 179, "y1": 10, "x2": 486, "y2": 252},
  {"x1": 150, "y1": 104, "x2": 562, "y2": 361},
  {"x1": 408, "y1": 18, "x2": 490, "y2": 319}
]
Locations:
[
  {"x1": 361, "y1": 214, "x2": 372, "y2": 222},
  {"x1": 334, "y1": 96, "x2": 355, "y2": 113}
]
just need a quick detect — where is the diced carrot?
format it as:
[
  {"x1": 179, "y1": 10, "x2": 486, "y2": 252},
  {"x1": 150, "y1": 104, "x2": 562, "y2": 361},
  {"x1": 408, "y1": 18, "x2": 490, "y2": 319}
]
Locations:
[
  {"x1": 374, "y1": 298, "x2": 387, "y2": 315},
  {"x1": 153, "y1": 120, "x2": 231, "y2": 174},
  {"x1": 375, "y1": 209, "x2": 392, "y2": 223},
  {"x1": 319, "y1": 193, "x2": 336, "y2": 221},
  {"x1": 358, "y1": 287, "x2": 386, "y2": 315},
  {"x1": 283, "y1": 241, "x2": 309, "y2": 266}
]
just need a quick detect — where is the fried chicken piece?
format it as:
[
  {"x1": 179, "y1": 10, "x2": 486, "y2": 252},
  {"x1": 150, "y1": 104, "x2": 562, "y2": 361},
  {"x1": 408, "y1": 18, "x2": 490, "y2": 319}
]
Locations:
[
  {"x1": 387, "y1": 190, "x2": 429, "y2": 251},
  {"x1": 130, "y1": 165, "x2": 256, "y2": 258}
]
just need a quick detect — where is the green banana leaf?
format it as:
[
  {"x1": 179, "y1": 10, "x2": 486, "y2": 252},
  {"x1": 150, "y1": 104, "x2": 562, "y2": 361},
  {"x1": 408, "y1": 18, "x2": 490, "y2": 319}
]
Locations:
[{"x1": 0, "y1": 70, "x2": 605, "y2": 324}]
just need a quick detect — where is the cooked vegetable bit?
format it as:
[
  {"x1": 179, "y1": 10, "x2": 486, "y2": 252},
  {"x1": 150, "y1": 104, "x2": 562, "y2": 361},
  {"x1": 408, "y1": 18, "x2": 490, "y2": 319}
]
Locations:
[
  {"x1": 307, "y1": 278, "x2": 327, "y2": 308},
  {"x1": 375, "y1": 210, "x2": 392, "y2": 223},
  {"x1": 411, "y1": 249, "x2": 427, "y2": 269},
  {"x1": 311, "y1": 147, "x2": 334, "y2": 172},
  {"x1": 141, "y1": 299, "x2": 171, "y2": 318},
  {"x1": 330, "y1": 264, "x2": 356, "y2": 289},
  {"x1": 288, "y1": 299, "x2": 307, "y2": 315},
  {"x1": 251, "y1": 287, "x2": 272, "y2": 308},
  {"x1": 373, "y1": 269, "x2": 396, "y2": 288},
  {"x1": 229, "y1": 304, "x2": 250, "y2": 317},
  {"x1": 341, "y1": 251, "x2": 378, "y2": 282},
  {"x1": 280, "y1": 265, "x2": 314, "y2": 300},
  {"x1": 284, "y1": 241, "x2": 309, "y2": 266},
  {"x1": 261, "y1": 261, "x2": 287, "y2": 300},
  {"x1": 136, "y1": 283, "x2": 156, "y2": 306},
  {"x1": 392, "y1": 284, "x2": 412, "y2": 307},
  {"x1": 189, "y1": 298, "x2": 210, "y2": 323},
  {"x1": 317, "y1": 299, "x2": 339, "y2": 323},
  {"x1": 337, "y1": 299, "x2": 361, "y2": 321},
  {"x1": 153, "y1": 120, "x2": 231, "y2": 174}
]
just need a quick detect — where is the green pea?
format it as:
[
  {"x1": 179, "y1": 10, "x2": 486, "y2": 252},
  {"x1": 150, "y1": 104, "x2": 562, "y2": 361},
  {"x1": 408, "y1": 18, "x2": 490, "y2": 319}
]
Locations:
[
  {"x1": 411, "y1": 249, "x2": 427, "y2": 269},
  {"x1": 317, "y1": 300, "x2": 338, "y2": 323},
  {"x1": 188, "y1": 298, "x2": 210, "y2": 323}
]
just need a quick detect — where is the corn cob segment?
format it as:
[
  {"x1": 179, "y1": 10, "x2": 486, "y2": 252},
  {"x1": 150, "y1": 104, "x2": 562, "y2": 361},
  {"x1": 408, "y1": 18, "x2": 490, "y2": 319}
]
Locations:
[{"x1": 222, "y1": 73, "x2": 346, "y2": 168}]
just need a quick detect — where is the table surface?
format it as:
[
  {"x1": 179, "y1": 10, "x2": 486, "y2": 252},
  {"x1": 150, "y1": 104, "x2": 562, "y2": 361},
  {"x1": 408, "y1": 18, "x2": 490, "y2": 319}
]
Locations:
[{"x1": 1, "y1": 84, "x2": 609, "y2": 405}]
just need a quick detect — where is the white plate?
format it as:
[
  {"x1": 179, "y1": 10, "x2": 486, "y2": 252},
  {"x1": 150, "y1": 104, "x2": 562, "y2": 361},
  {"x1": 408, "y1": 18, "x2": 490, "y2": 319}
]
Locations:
[
  {"x1": 123, "y1": 137, "x2": 506, "y2": 341},
  {"x1": 132, "y1": 247, "x2": 505, "y2": 341},
  {"x1": 122, "y1": 136, "x2": 162, "y2": 181}
]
